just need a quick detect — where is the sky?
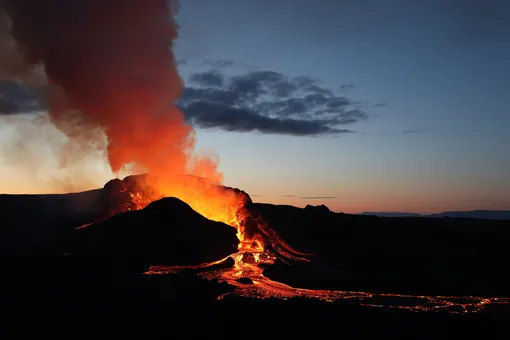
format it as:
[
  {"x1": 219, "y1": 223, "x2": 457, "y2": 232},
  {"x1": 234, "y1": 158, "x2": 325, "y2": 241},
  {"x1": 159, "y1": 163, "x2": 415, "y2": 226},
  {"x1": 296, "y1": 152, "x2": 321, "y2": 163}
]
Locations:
[
  {"x1": 1, "y1": 0, "x2": 510, "y2": 213},
  {"x1": 172, "y1": 0, "x2": 510, "y2": 213}
]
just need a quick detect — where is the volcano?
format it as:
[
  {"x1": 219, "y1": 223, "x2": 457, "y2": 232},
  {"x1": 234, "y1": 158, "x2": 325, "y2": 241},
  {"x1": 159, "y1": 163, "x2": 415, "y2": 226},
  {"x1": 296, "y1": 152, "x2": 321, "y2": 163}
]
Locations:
[
  {"x1": 3, "y1": 178, "x2": 510, "y2": 337},
  {"x1": 2, "y1": 175, "x2": 510, "y2": 321},
  {"x1": 95, "y1": 174, "x2": 311, "y2": 261},
  {"x1": 61, "y1": 197, "x2": 240, "y2": 266},
  {"x1": 2, "y1": 1, "x2": 510, "y2": 336}
]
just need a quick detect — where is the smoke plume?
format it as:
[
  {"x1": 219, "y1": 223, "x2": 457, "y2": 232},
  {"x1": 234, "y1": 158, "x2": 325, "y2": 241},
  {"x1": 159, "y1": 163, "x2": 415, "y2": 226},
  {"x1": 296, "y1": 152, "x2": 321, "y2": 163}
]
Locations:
[{"x1": 0, "y1": 0, "x2": 223, "y2": 192}]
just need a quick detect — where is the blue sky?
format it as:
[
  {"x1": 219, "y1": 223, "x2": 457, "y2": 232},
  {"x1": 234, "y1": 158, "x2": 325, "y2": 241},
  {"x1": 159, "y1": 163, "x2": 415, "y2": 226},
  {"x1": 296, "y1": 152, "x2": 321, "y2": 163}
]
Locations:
[
  {"x1": 171, "y1": 0, "x2": 510, "y2": 213},
  {"x1": 0, "y1": 0, "x2": 508, "y2": 213}
]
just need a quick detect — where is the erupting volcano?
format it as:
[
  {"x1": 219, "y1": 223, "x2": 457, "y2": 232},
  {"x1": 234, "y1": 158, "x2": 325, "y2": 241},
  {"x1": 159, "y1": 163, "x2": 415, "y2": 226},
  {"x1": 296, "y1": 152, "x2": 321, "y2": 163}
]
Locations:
[
  {"x1": 2, "y1": 0, "x2": 510, "y2": 319},
  {"x1": 0, "y1": 0, "x2": 314, "y2": 306},
  {"x1": 0, "y1": 0, "x2": 289, "y2": 256},
  {"x1": 92, "y1": 172, "x2": 311, "y2": 271}
]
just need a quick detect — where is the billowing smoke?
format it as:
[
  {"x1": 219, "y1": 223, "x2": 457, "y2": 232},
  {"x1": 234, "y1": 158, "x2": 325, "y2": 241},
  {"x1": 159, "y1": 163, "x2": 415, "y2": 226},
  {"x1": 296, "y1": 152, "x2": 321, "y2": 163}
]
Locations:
[{"x1": 0, "y1": 0, "x2": 223, "y2": 192}]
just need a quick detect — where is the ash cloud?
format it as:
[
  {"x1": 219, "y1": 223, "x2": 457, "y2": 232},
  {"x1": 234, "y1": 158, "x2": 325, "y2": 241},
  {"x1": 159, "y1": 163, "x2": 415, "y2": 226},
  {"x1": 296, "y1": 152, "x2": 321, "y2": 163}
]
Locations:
[
  {"x1": 1, "y1": 1, "x2": 371, "y2": 139},
  {"x1": 179, "y1": 64, "x2": 368, "y2": 136},
  {"x1": 0, "y1": 0, "x2": 225, "y2": 189}
]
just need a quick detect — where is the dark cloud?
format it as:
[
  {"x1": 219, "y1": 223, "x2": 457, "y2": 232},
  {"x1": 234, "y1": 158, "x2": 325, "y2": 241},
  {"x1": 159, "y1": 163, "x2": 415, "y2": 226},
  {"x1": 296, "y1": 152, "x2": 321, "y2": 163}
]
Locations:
[
  {"x1": 189, "y1": 70, "x2": 224, "y2": 87},
  {"x1": 181, "y1": 87, "x2": 238, "y2": 106},
  {"x1": 338, "y1": 84, "x2": 355, "y2": 91},
  {"x1": 281, "y1": 194, "x2": 297, "y2": 197},
  {"x1": 1, "y1": 60, "x2": 371, "y2": 136},
  {"x1": 179, "y1": 64, "x2": 369, "y2": 136},
  {"x1": 306, "y1": 85, "x2": 333, "y2": 97},
  {"x1": 229, "y1": 71, "x2": 285, "y2": 98},
  {"x1": 402, "y1": 129, "x2": 425, "y2": 134},
  {"x1": 180, "y1": 101, "x2": 351, "y2": 136},
  {"x1": 0, "y1": 80, "x2": 43, "y2": 114}
]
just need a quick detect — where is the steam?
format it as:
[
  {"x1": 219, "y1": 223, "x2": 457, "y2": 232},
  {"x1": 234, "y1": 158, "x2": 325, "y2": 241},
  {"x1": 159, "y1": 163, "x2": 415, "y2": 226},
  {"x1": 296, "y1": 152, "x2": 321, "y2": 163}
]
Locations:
[
  {"x1": 0, "y1": 113, "x2": 124, "y2": 193},
  {"x1": 0, "y1": 0, "x2": 223, "y2": 192}
]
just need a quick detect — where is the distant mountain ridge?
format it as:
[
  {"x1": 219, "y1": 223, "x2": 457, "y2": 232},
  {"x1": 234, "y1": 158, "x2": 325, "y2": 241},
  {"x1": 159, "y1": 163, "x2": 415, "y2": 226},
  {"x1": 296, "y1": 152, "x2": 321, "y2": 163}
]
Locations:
[{"x1": 360, "y1": 210, "x2": 510, "y2": 220}]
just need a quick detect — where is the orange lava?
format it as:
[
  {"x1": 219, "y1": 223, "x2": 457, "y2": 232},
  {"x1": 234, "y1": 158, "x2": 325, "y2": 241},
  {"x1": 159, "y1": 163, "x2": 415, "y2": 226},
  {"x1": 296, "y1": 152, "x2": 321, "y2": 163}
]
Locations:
[
  {"x1": 145, "y1": 251, "x2": 510, "y2": 315},
  {"x1": 77, "y1": 175, "x2": 510, "y2": 315}
]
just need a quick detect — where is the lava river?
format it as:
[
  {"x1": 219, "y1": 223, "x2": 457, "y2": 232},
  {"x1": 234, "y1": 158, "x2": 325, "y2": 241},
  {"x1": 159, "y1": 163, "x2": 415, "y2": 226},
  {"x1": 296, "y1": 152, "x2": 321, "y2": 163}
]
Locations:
[
  {"x1": 145, "y1": 245, "x2": 510, "y2": 315},
  {"x1": 94, "y1": 175, "x2": 510, "y2": 315}
]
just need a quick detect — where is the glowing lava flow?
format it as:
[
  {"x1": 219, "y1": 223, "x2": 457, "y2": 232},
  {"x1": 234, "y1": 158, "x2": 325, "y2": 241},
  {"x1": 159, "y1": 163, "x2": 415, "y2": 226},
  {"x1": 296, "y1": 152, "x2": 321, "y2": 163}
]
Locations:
[
  {"x1": 141, "y1": 184, "x2": 510, "y2": 315},
  {"x1": 145, "y1": 245, "x2": 510, "y2": 315},
  {"x1": 140, "y1": 191, "x2": 510, "y2": 314},
  {"x1": 79, "y1": 175, "x2": 510, "y2": 315}
]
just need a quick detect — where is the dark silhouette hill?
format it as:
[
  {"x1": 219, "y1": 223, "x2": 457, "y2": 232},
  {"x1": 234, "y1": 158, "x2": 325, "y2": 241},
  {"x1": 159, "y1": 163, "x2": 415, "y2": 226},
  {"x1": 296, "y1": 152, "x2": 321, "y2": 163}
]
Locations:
[
  {"x1": 256, "y1": 203, "x2": 510, "y2": 297},
  {"x1": 2, "y1": 180, "x2": 510, "y2": 324},
  {"x1": 361, "y1": 211, "x2": 424, "y2": 217},
  {"x1": 0, "y1": 174, "x2": 249, "y2": 253},
  {"x1": 2, "y1": 196, "x2": 238, "y2": 304},
  {"x1": 0, "y1": 190, "x2": 105, "y2": 252},
  {"x1": 429, "y1": 210, "x2": 510, "y2": 219},
  {"x1": 55, "y1": 197, "x2": 238, "y2": 266},
  {"x1": 362, "y1": 210, "x2": 510, "y2": 219}
]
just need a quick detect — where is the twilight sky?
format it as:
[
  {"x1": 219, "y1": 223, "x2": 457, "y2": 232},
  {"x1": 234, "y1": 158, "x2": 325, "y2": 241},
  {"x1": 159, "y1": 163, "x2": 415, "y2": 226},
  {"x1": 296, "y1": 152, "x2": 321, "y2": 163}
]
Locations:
[
  {"x1": 173, "y1": 0, "x2": 510, "y2": 213},
  {"x1": 0, "y1": 0, "x2": 509, "y2": 213}
]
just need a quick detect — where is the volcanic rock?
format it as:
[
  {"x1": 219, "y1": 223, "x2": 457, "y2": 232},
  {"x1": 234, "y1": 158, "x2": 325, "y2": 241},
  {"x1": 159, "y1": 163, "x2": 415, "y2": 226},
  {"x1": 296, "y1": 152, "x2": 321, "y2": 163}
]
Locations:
[
  {"x1": 58, "y1": 197, "x2": 239, "y2": 271},
  {"x1": 304, "y1": 204, "x2": 332, "y2": 214},
  {"x1": 262, "y1": 258, "x2": 355, "y2": 291},
  {"x1": 240, "y1": 252, "x2": 256, "y2": 264},
  {"x1": 256, "y1": 202, "x2": 510, "y2": 297},
  {"x1": 141, "y1": 270, "x2": 235, "y2": 304},
  {"x1": 0, "y1": 197, "x2": 238, "y2": 304},
  {"x1": 235, "y1": 277, "x2": 254, "y2": 285}
]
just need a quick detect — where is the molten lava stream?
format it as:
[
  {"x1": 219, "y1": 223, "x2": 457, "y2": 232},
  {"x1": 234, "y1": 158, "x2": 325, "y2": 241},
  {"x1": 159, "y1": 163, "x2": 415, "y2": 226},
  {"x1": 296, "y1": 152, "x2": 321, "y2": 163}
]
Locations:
[
  {"x1": 145, "y1": 211, "x2": 510, "y2": 315},
  {"x1": 148, "y1": 243, "x2": 510, "y2": 315},
  {"x1": 76, "y1": 178, "x2": 510, "y2": 315}
]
